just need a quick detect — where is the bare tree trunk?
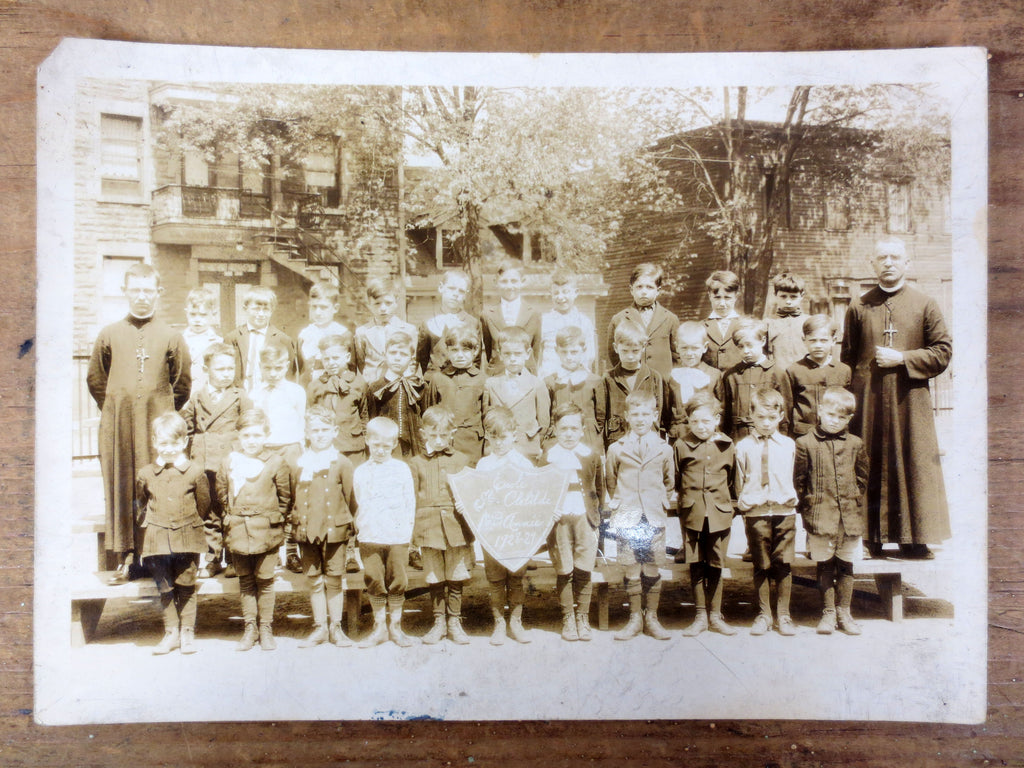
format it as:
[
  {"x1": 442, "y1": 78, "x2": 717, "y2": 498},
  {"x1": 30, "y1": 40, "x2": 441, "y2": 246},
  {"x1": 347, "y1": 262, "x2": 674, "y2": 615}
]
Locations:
[{"x1": 459, "y1": 201, "x2": 484, "y2": 316}]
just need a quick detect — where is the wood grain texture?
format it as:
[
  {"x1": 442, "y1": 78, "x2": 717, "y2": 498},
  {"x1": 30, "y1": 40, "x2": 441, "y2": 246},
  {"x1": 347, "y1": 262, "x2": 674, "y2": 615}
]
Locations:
[{"x1": 2, "y1": 0, "x2": 1022, "y2": 764}]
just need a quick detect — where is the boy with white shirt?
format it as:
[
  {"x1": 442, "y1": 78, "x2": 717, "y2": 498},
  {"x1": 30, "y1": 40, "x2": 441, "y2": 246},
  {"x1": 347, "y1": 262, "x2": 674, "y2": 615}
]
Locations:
[
  {"x1": 735, "y1": 388, "x2": 799, "y2": 636},
  {"x1": 667, "y1": 322, "x2": 721, "y2": 440},
  {"x1": 223, "y1": 286, "x2": 298, "y2": 393},
  {"x1": 297, "y1": 282, "x2": 348, "y2": 382},
  {"x1": 181, "y1": 288, "x2": 222, "y2": 397},
  {"x1": 353, "y1": 417, "x2": 418, "y2": 648},
  {"x1": 537, "y1": 271, "x2": 596, "y2": 379},
  {"x1": 482, "y1": 260, "x2": 541, "y2": 374}
]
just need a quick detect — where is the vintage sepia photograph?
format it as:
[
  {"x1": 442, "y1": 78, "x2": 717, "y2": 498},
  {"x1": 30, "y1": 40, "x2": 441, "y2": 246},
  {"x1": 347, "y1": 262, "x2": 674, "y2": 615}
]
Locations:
[{"x1": 35, "y1": 40, "x2": 987, "y2": 724}]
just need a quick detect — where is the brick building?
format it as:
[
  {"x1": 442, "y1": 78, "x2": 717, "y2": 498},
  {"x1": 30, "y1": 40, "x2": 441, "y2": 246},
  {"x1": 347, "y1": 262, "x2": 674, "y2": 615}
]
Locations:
[{"x1": 598, "y1": 121, "x2": 953, "y2": 387}]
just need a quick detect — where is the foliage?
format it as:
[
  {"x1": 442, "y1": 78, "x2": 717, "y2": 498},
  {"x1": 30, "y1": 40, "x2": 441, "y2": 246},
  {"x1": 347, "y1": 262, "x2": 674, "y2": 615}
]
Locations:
[{"x1": 635, "y1": 84, "x2": 951, "y2": 314}]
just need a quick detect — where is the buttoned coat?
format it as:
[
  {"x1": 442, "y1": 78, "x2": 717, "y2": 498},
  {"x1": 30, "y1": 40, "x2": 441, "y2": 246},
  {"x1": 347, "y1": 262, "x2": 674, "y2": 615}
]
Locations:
[
  {"x1": 180, "y1": 386, "x2": 253, "y2": 471},
  {"x1": 135, "y1": 460, "x2": 211, "y2": 559},
  {"x1": 306, "y1": 370, "x2": 369, "y2": 454},
  {"x1": 354, "y1": 317, "x2": 419, "y2": 384},
  {"x1": 423, "y1": 365, "x2": 487, "y2": 459},
  {"x1": 718, "y1": 358, "x2": 790, "y2": 440},
  {"x1": 794, "y1": 429, "x2": 868, "y2": 538},
  {"x1": 702, "y1": 317, "x2": 743, "y2": 372},
  {"x1": 289, "y1": 453, "x2": 356, "y2": 544},
  {"x1": 409, "y1": 449, "x2": 474, "y2": 550},
  {"x1": 481, "y1": 301, "x2": 542, "y2": 374},
  {"x1": 595, "y1": 364, "x2": 669, "y2": 448},
  {"x1": 673, "y1": 433, "x2": 735, "y2": 533},
  {"x1": 214, "y1": 450, "x2": 292, "y2": 555},
  {"x1": 539, "y1": 445, "x2": 604, "y2": 529},
  {"x1": 367, "y1": 374, "x2": 425, "y2": 457},
  {"x1": 607, "y1": 303, "x2": 679, "y2": 379},
  {"x1": 543, "y1": 371, "x2": 601, "y2": 450},
  {"x1": 483, "y1": 370, "x2": 550, "y2": 445},
  {"x1": 784, "y1": 357, "x2": 852, "y2": 437},
  {"x1": 222, "y1": 324, "x2": 298, "y2": 388},
  {"x1": 605, "y1": 433, "x2": 675, "y2": 529}
]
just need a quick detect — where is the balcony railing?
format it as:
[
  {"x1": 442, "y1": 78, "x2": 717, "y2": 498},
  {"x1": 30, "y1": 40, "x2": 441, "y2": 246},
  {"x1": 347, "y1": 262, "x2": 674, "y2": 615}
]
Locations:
[{"x1": 152, "y1": 185, "x2": 325, "y2": 225}]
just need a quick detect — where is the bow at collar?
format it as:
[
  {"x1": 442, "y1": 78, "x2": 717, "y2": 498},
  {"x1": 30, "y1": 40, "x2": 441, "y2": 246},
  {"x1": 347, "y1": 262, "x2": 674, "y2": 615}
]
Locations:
[{"x1": 373, "y1": 374, "x2": 424, "y2": 402}]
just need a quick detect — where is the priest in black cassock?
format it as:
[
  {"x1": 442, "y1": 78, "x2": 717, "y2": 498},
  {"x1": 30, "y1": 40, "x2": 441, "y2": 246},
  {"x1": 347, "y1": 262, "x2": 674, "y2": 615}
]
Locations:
[
  {"x1": 841, "y1": 238, "x2": 952, "y2": 559},
  {"x1": 87, "y1": 264, "x2": 191, "y2": 584}
]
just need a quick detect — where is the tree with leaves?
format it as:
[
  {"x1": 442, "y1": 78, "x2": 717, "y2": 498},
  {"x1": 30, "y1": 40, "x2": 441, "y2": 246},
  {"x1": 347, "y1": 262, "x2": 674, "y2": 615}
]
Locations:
[{"x1": 638, "y1": 84, "x2": 950, "y2": 315}]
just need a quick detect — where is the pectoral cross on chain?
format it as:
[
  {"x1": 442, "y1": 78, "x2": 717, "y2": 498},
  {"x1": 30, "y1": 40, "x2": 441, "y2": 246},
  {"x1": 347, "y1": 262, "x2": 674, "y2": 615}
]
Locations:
[
  {"x1": 883, "y1": 301, "x2": 898, "y2": 348},
  {"x1": 136, "y1": 344, "x2": 150, "y2": 374}
]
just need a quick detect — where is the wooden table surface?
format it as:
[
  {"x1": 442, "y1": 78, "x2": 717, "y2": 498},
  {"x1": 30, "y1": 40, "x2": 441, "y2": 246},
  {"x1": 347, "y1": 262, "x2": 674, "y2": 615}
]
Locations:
[{"x1": 2, "y1": 1, "x2": 1021, "y2": 764}]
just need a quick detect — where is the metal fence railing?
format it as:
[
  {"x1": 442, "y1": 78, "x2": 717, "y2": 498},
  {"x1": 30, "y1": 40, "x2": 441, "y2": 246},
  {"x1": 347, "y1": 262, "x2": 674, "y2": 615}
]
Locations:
[{"x1": 73, "y1": 348, "x2": 100, "y2": 461}]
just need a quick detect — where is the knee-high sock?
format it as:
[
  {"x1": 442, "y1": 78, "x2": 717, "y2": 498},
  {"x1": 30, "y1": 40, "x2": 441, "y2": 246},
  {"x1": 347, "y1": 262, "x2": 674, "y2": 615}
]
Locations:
[
  {"x1": 508, "y1": 574, "x2": 526, "y2": 610},
  {"x1": 774, "y1": 564, "x2": 792, "y2": 617},
  {"x1": 174, "y1": 585, "x2": 197, "y2": 632},
  {"x1": 753, "y1": 568, "x2": 771, "y2": 616},
  {"x1": 308, "y1": 574, "x2": 327, "y2": 627},
  {"x1": 446, "y1": 581, "x2": 464, "y2": 618},
  {"x1": 689, "y1": 563, "x2": 706, "y2": 612},
  {"x1": 159, "y1": 591, "x2": 177, "y2": 633},
  {"x1": 488, "y1": 582, "x2": 506, "y2": 617},
  {"x1": 836, "y1": 558, "x2": 855, "y2": 612},
  {"x1": 324, "y1": 574, "x2": 344, "y2": 626},
  {"x1": 817, "y1": 558, "x2": 837, "y2": 613},
  {"x1": 706, "y1": 566, "x2": 724, "y2": 615},
  {"x1": 429, "y1": 582, "x2": 446, "y2": 617},
  {"x1": 624, "y1": 577, "x2": 642, "y2": 614},
  {"x1": 556, "y1": 573, "x2": 573, "y2": 614},
  {"x1": 573, "y1": 568, "x2": 593, "y2": 615},
  {"x1": 256, "y1": 577, "x2": 275, "y2": 627},
  {"x1": 239, "y1": 573, "x2": 258, "y2": 625},
  {"x1": 640, "y1": 574, "x2": 662, "y2": 613}
]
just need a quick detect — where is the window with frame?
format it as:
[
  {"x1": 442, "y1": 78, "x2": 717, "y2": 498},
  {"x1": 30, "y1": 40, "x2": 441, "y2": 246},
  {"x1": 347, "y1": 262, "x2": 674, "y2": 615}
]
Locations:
[
  {"x1": 100, "y1": 114, "x2": 143, "y2": 200},
  {"x1": 825, "y1": 195, "x2": 850, "y2": 231},
  {"x1": 886, "y1": 180, "x2": 912, "y2": 233}
]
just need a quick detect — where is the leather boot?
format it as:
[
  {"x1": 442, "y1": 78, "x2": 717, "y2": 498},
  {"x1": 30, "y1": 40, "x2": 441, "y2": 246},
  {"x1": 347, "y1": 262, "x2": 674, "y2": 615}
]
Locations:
[
  {"x1": 259, "y1": 623, "x2": 277, "y2": 651},
  {"x1": 325, "y1": 575, "x2": 350, "y2": 646},
  {"x1": 561, "y1": 611, "x2": 579, "y2": 642},
  {"x1": 446, "y1": 616, "x2": 469, "y2": 645},
  {"x1": 236, "y1": 623, "x2": 258, "y2": 652},
  {"x1": 681, "y1": 611, "x2": 709, "y2": 637},
  {"x1": 575, "y1": 610, "x2": 592, "y2": 641},
  {"x1": 488, "y1": 583, "x2": 506, "y2": 646},
  {"x1": 388, "y1": 596, "x2": 414, "y2": 647},
  {"x1": 360, "y1": 597, "x2": 388, "y2": 648},
  {"x1": 573, "y1": 569, "x2": 593, "y2": 641},
  {"x1": 153, "y1": 592, "x2": 179, "y2": 655},
  {"x1": 642, "y1": 575, "x2": 670, "y2": 640},
  {"x1": 508, "y1": 604, "x2": 531, "y2": 644},
  {"x1": 614, "y1": 612, "x2": 643, "y2": 641},
  {"x1": 423, "y1": 584, "x2": 447, "y2": 645}
]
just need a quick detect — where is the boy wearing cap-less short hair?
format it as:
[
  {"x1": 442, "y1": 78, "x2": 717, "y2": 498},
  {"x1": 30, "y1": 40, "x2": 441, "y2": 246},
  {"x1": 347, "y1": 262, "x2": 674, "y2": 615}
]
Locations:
[
  {"x1": 423, "y1": 324, "x2": 487, "y2": 461},
  {"x1": 223, "y1": 285, "x2": 298, "y2": 394},
  {"x1": 607, "y1": 263, "x2": 679, "y2": 379},
  {"x1": 298, "y1": 281, "x2": 348, "y2": 383},
  {"x1": 181, "y1": 288, "x2": 222, "y2": 397},
  {"x1": 483, "y1": 326, "x2": 549, "y2": 460},
  {"x1": 735, "y1": 388, "x2": 799, "y2": 637},
  {"x1": 136, "y1": 411, "x2": 211, "y2": 655},
  {"x1": 409, "y1": 406, "x2": 476, "y2": 645},
  {"x1": 718, "y1": 319, "x2": 789, "y2": 440},
  {"x1": 537, "y1": 270, "x2": 596, "y2": 379},
  {"x1": 702, "y1": 270, "x2": 743, "y2": 371},
  {"x1": 482, "y1": 260, "x2": 541, "y2": 375},
  {"x1": 355, "y1": 277, "x2": 418, "y2": 384},
  {"x1": 795, "y1": 386, "x2": 868, "y2": 636},
  {"x1": 785, "y1": 314, "x2": 852, "y2": 438},
  {"x1": 543, "y1": 325, "x2": 601, "y2": 451},
  {"x1": 605, "y1": 391, "x2": 676, "y2": 642},
  {"x1": 596, "y1": 320, "x2": 669, "y2": 449},
  {"x1": 417, "y1": 269, "x2": 485, "y2": 374},
  {"x1": 667, "y1": 321, "x2": 721, "y2": 440}
]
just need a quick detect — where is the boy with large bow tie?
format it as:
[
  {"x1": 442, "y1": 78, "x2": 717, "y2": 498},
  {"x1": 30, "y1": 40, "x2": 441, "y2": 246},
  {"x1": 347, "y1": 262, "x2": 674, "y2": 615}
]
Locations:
[
  {"x1": 367, "y1": 330, "x2": 425, "y2": 458},
  {"x1": 306, "y1": 332, "x2": 369, "y2": 466}
]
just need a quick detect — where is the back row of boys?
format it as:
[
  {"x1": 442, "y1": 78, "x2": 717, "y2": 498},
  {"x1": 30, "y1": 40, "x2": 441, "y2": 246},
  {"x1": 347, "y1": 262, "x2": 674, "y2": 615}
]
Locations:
[{"x1": 156, "y1": 260, "x2": 858, "y2": 649}]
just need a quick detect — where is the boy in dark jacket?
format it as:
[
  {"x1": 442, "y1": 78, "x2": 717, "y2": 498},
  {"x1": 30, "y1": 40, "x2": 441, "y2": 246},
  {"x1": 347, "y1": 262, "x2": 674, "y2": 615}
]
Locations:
[
  {"x1": 673, "y1": 393, "x2": 737, "y2": 637},
  {"x1": 794, "y1": 387, "x2": 869, "y2": 636}
]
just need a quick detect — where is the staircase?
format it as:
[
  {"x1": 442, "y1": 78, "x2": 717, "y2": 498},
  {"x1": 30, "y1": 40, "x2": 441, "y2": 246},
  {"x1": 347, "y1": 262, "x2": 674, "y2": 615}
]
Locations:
[{"x1": 257, "y1": 213, "x2": 371, "y2": 324}]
